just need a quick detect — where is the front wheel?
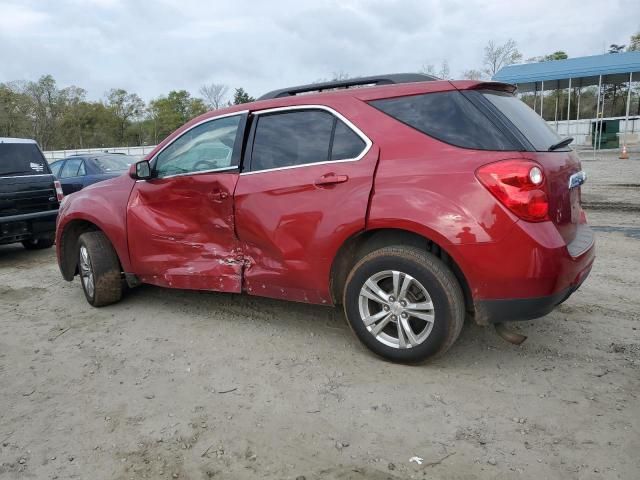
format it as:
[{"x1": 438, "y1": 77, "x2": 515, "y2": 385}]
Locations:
[
  {"x1": 77, "y1": 231, "x2": 123, "y2": 307},
  {"x1": 343, "y1": 246, "x2": 465, "y2": 363}
]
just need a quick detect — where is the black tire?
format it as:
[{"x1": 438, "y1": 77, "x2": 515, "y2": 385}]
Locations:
[
  {"x1": 77, "y1": 231, "x2": 122, "y2": 307},
  {"x1": 343, "y1": 246, "x2": 465, "y2": 363},
  {"x1": 22, "y1": 237, "x2": 54, "y2": 250}
]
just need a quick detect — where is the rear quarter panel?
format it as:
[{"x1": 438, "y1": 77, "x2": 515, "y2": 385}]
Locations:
[{"x1": 361, "y1": 104, "x2": 521, "y2": 287}]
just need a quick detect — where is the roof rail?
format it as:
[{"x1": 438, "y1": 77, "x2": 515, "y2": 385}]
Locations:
[{"x1": 257, "y1": 73, "x2": 438, "y2": 100}]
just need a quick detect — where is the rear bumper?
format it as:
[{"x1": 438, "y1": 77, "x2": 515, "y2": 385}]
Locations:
[
  {"x1": 0, "y1": 210, "x2": 58, "y2": 245},
  {"x1": 450, "y1": 218, "x2": 595, "y2": 324},
  {"x1": 475, "y1": 261, "x2": 592, "y2": 323}
]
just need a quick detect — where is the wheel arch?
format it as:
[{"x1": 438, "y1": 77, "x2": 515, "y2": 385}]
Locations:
[
  {"x1": 330, "y1": 227, "x2": 473, "y2": 317},
  {"x1": 58, "y1": 219, "x2": 121, "y2": 281}
]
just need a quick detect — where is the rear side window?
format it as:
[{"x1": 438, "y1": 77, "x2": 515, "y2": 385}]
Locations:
[
  {"x1": 0, "y1": 143, "x2": 49, "y2": 176},
  {"x1": 331, "y1": 121, "x2": 366, "y2": 160},
  {"x1": 60, "y1": 158, "x2": 83, "y2": 178},
  {"x1": 93, "y1": 155, "x2": 131, "y2": 172},
  {"x1": 252, "y1": 110, "x2": 334, "y2": 171},
  {"x1": 369, "y1": 91, "x2": 516, "y2": 151},
  {"x1": 50, "y1": 161, "x2": 64, "y2": 177},
  {"x1": 481, "y1": 91, "x2": 563, "y2": 151},
  {"x1": 251, "y1": 109, "x2": 367, "y2": 171}
]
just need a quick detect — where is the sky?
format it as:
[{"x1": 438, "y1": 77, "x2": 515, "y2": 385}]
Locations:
[{"x1": 1, "y1": 0, "x2": 638, "y2": 102}]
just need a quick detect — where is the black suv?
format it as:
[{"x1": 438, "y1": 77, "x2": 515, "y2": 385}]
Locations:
[{"x1": 0, "y1": 138, "x2": 62, "y2": 249}]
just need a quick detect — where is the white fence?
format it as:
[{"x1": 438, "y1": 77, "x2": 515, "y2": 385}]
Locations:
[
  {"x1": 546, "y1": 117, "x2": 640, "y2": 147},
  {"x1": 43, "y1": 145, "x2": 157, "y2": 162}
]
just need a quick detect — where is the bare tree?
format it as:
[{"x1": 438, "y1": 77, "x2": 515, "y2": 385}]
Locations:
[
  {"x1": 462, "y1": 69, "x2": 484, "y2": 80},
  {"x1": 199, "y1": 83, "x2": 229, "y2": 110},
  {"x1": 483, "y1": 39, "x2": 522, "y2": 77},
  {"x1": 331, "y1": 71, "x2": 351, "y2": 81},
  {"x1": 420, "y1": 61, "x2": 450, "y2": 79},
  {"x1": 438, "y1": 61, "x2": 450, "y2": 80},
  {"x1": 420, "y1": 63, "x2": 437, "y2": 77}
]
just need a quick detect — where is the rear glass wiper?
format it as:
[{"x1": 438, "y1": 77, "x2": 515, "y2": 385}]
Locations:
[{"x1": 548, "y1": 137, "x2": 573, "y2": 151}]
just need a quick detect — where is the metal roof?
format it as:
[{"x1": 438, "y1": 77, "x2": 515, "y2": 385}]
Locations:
[{"x1": 493, "y1": 51, "x2": 640, "y2": 92}]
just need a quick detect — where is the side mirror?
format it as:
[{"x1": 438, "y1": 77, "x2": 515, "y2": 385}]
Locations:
[{"x1": 129, "y1": 160, "x2": 152, "y2": 180}]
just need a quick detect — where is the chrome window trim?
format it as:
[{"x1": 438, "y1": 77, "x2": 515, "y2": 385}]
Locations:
[
  {"x1": 148, "y1": 110, "x2": 248, "y2": 177},
  {"x1": 240, "y1": 104, "x2": 372, "y2": 176},
  {"x1": 140, "y1": 165, "x2": 239, "y2": 181}
]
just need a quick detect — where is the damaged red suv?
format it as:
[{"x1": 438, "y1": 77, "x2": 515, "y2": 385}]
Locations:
[{"x1": 56, "y1": 74, "x2": 594, "y2": 363}]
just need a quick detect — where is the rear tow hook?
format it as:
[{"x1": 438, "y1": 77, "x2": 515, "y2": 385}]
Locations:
[{"x1": 494, "y1": 323, "x2": 527, "y2": 345}]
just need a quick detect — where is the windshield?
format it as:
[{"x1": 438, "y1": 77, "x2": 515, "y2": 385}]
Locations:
[
  {"x1": 93, "y1": 155, "x2": 132, "y2": 172},
  {"x1": 0, "y1": 143, "x2": 50, "y2": 176},
  {"x1": 481, "y1": 90, "x2": 565, "y2": 151}
]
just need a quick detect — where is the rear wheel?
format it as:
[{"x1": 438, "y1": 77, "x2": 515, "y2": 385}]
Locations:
[
  {"x1": 22, "y1": 237, "x2": 54, "y2": 250},
  {"x1": 77, "y1": 231, "x2": 122, "y2": 307},
  {"x1": 343, "y1": 246, "x2": 464, "y2": 363}
]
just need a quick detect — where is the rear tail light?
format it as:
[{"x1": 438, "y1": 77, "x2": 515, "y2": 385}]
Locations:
[
  {"x1": 54, "y1": 180, "x2": 64, "y2": 202},
  {"x1": 475, "y1": 160, "x2": 549, "y2": 222}
]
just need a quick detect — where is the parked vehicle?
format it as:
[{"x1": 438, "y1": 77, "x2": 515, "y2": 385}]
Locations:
[
  {"x1": 55, "y1": 74, "x2": 595, "y2": 363},
  {"x1": 49, "y1": 153, "x2": 134, "y2": 195},
  {"x1": 1, "y1": 138, "x2": 63, "y2": 249}
]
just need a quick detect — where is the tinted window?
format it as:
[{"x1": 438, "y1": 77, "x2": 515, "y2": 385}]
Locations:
[
  {"x1": 155, "y1": 115, "x2": 241, "y2": 178},
  {"x1": 252, "y1": 110, "x2": 334, "y2": 171},
  {"x1": 92, "y1": 155, "x2": 131, "y2": 172},
  {"x1": 77, "y1": 161, "x2": 86, "y2": 176},
  {"x1": 0, "y1": 143, "x2": 49, "y2": 176},
  {"x1": 50, "y1": 161, "x2": 64, "y2": 177},
  {"x1": 60, "y1": 158, "x2": 83, "y2": 178},
  {"x1": 370, "y1": 91, "x2": 515, "y2": 151},
  {"x1": 482, "y1": 91, "x2": 563, "y2": 151},
  {"x1": 331, "y1": 120, "x2": 366, "y2": 160}
]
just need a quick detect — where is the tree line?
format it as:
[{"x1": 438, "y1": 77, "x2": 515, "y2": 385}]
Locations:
[
  {"x1": 1, "y1": 31, "x2": 638, "y2": 151},
  {"x1": 0, "y1": 78, "x2": 255, "y2": 151}
]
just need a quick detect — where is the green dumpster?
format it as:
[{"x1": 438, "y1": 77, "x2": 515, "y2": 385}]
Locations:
[{"x1": 591, "y1": 119, "x2": 620, "y2": 149}]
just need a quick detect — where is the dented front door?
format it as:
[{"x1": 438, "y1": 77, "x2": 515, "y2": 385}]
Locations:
[
  {"x1": 126, "y1": 113, "x2": 245, "y2": 292},
  {"x1": 127, "y1": 172, "x2": 241, "y2": 291}
]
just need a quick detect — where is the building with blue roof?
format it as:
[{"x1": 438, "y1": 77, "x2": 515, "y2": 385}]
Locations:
[{"x1": 493, "y1": 52, "x2": 640, "y2": 149}]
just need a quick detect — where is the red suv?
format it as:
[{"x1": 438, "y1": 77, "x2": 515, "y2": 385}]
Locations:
[{"x1": 56, "y1": 74, "x2": 594, "y2": 363}]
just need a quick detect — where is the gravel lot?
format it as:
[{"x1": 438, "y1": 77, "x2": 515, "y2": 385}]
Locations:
[{"x1": 1, "y1": 153, "x2": 639, "y2": 480}]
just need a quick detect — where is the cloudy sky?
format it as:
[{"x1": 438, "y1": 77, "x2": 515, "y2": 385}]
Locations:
[{"x1": 1, "y1": 0, "x2": 638, "y2": 101}]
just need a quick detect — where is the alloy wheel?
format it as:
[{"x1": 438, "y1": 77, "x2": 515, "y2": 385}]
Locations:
[
  {"x1": 79, "y1": 245, "x2": 95, "y2": 299},
  {"x1": 358, "y1": 270, "x2": 435, "y2": 349}
]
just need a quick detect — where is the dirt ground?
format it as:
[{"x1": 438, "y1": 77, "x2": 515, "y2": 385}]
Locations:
[{"x1": 1, "y1": 155, "x2": 639, "y2": 480}]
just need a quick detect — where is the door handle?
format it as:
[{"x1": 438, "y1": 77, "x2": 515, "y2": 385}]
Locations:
[
  {"x1": 314, "y1": 173, "x2": 349, "y2": 186},
  {"x1": 208, "y1": 190, "x2": 229, "y2": 201}
]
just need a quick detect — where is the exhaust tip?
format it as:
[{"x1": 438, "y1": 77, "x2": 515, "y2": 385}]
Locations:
[{"x1": 494, "y1": 323, "x2": 527, "y2": 345}]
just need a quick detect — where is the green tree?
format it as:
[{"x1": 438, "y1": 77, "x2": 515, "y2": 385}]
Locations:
[
  {"x1": 23, "y1": 75, "x2": 68, "y2": 150},
  {"x1": 0, "y1": 82, "x2": 31, "y2": 138},
  {"x1": 58, "y1": 86, "x2": 88, "y2": 148},
  {"x1": 628, "y1": 32, "x2": 640, "y2": 51},
  {"x1": 147, "y1": 90, "x2": 207, "y2": 143},
  {"x1": 105, "y1": 89, "x2": 145, "y2": 145},
  {"x1": 233, "y1": 88, "x2": 255, "y2": 104},
  {"x1": 545, "y1": 51, "x2": 568, "y2": 61},
  {"x1": 609, "y1": 44, "x2": 626, "y2": 53}
]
